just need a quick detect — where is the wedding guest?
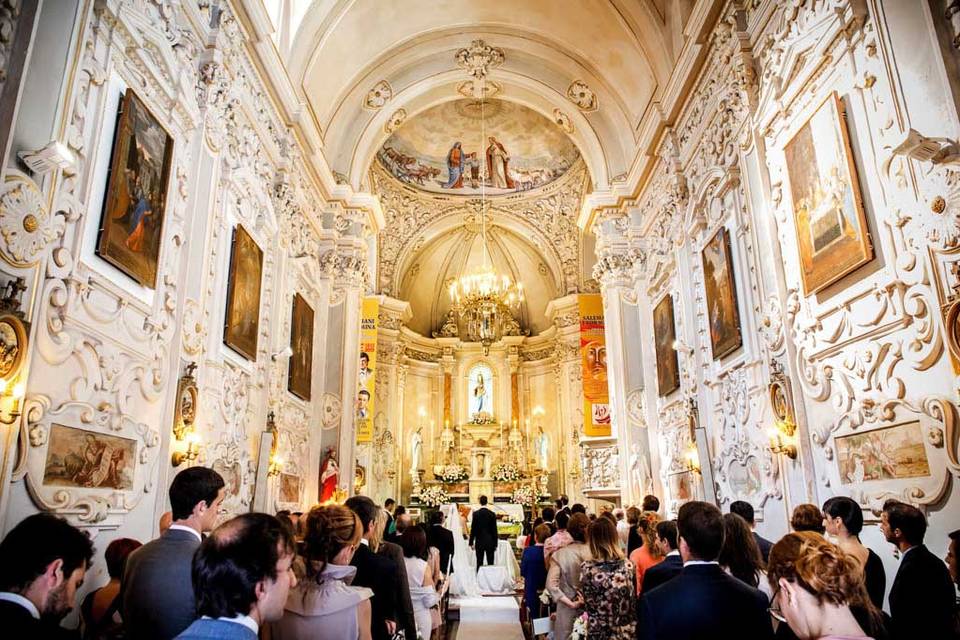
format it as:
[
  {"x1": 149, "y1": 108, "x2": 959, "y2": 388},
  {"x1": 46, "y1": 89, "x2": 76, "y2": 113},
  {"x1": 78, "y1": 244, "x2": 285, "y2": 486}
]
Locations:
[
  {"x1": 543, "y1": 510, "x2": 572, "y2": 567},
  {"x1": 767, "y1": 531, "x2": 884, "y2": 640},
  {"x1": 571, "y1": 503, "x2": 587, "y2": 515},
  {"x1": 642, "y1": 495, "x2": 660, "y2": 514},
  {"x1": 520, "y1": 524, "x2": 550, "y2": 620},
  {"x1": 541, "y1": 506, "x2": 556, "y2": 533},
  {"x1": 371, "y1": 508, "x2": 417, "y2": 640},
  {"x1": 81, "y1": 537, "x2": 142, "y2": 640},
  {"x1": 638, "y1": 501, "x2": 772, "y2": 640},
  {"x1": 628, "y1": 511, "x2": 663, "y2": 593},
  {"x1": 546, "y1": 513, "x2": 591, "y2": 640},
  {"x1": 399, "y1": 527, "x2": 439, "y2": 640},
  {"x1": 556, "y1": 495, "x2": 570, "y2": 517},
  {"x1": 175, "y1": 513, "x2": 296, "y2": 640},
  {"x1": 791, "y1": 504, "x2": 826, "y2": 535},
  {"x1": 626, "y1": 507, "x2": 643, "y2": 555},
  {"x1": 822, "y1": 496, "x2": 885, "y2": 609},
  {"x1": 267, "y1": 505, "x2": 372, "y2": 640},
  {"x1": 614, "y1": 508, "x2": 630, "y2": 551},
  {"x1": 426, "y1": 510, "x2": 454, "y2": 577},
  {"x1": 881, "y1": 500, "x2": 955, "y2": 640},
  {"x1": 383, "y1": 499, "x2": 396, "y2": 535},
  {"x1": 0, "y1": 513, "x2": 94, "y2": 636},
  {"x1": 719, "y1": 513, "x2": 770, "y2": 597},
  {"x1": 731, "y1": 500, "x2": 773, "y2": 562},
  {"x1": 344, "y1": 497, "x2": 399, "y2": 640},
  {"x1": 581, "y1": 516, "x2": 636, "y2": 638},
  {"x1": 641, "y1": 521, "x2": 682, "y2": 594},
  {"x1": 947, "y1": 529, "x2": 959, "y2": 586},
  {"x1": 158, "y1": 512, "x2": 173, "y2": 537}
]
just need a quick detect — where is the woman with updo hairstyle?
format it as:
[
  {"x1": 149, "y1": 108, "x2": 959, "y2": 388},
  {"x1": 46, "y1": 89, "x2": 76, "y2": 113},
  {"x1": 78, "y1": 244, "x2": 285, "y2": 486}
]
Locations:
[
  {"x1": 791, "y1": 504, "x2": 827, "y2": 534},
  {"x1": 767, "y1": 532, "x2": 886, "y2": 640},
  {"x1": 547, "y1": 513, "x2": 593, "y2": 640},
  {"x1": 266, "y1": 504, "x2": 373, "y2": 640},
  {"x1": 822, "y1": 496, "x2": 885, "y2": 609},
  {"x1": 627, "y1": 511, "x2": 663, "y2": 593}
]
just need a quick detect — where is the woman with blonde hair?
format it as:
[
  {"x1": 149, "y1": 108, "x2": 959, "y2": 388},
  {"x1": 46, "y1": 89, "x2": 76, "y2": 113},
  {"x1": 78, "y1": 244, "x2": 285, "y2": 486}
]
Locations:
[
  {"x1": 267, "y1": 504, "x2": 373, "y2": 640},
  {"x1": 767, "y1": 532, "x2": 886, "y2": 640},
  {"x1": 628, "y1": 511, "x2": 663, "y2": 593},
  {"x1": 547, "y1": 513, "x2": 592, "y2": 640},
  {"x1": 581, "y1": 516, "x2": 636, "y2": 638}
]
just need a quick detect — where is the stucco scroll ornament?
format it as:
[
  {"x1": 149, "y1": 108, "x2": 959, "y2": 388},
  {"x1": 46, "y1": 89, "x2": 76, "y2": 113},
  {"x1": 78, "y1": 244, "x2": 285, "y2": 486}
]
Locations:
[
  {"x1": 567, "y1": 80, "x2": 598, "y2": 112},
  {"x1": 454, "y1": 39, "x2": 505, "y2": 80},
  {"x1": 384, "y1": 109, "x2": 406, "y2": 135},
  {"x1": 364, "y1": 80, "x2": 392, "y2": 110},
  {"x1": 759, "y1": 294, "x2": 785, "y2": 355},
  {"x1": 626, "y1": 389, "x2": 647, "y2": 429},
  {"x1": 0, "y1": 174, "x2": 64, "y2": 266},
  {"x1": 553, "y1": 109, "x2": 574, "y2": 134},
  {"x1": 18, "y1": 394, "x2": 161, "y2": 531},
  {"x1": 320, "y1": 393, "x2": 342, "y2": 430}
]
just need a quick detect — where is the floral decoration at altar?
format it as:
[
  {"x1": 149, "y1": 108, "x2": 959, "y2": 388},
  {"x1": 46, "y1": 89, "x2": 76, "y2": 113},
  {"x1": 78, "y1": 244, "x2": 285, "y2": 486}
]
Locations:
[
  {"x1": 438, "y1": 463, "x2": 469, "y2": 483},
  {"x1": 511, "y1": 484, "x2": 536, "y2": 506},
  {"x1": 491, "y1": 462, "x2": 525, "y2": 482},
  {"x1": 418, "y1": 485, "x2": 450, "y2": 507}
]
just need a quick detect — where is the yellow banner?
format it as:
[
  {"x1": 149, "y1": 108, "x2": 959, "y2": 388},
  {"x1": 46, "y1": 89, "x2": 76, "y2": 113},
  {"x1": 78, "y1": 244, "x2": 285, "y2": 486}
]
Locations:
[
  {"x1": 356, "y1": 297, "x2": 379, "y2": 443},
  {"x1": 580, "y1": 294, "x2": 610, "y2": 437}
]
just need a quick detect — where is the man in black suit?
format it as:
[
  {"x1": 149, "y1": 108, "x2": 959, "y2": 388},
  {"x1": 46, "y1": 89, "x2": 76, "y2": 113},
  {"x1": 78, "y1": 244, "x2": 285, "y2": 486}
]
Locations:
[
  {"x1": 469, "y1": 495, "x2": 499, "y2": 570},
  {"x1": 730, "y1": 500, "x2": 773, "y2": 563},
  {"x1": 641, "y1": 520, "x2": 682, "y2": 594},
  {"x1": 384, "y1": 498, "x2": 396, "y2": 537},
  {"x1": 122, "y1": 466, "x2": 225, "y2": 640},
  {"x1": 882, "y1": 499, "x2": 956, "y2": 640},
  {"x1": 638, "y1": 501, "x2": 773, "y2": 640},
  {"x1": 346, "y1": 496, "x2": 401, "y2": 640},
  {"x1": 427, "y1": 510, "x2": 455, "y2": 575},
  {"x1": 0, "y1": 513, "x2": 93, "y2": 637}
]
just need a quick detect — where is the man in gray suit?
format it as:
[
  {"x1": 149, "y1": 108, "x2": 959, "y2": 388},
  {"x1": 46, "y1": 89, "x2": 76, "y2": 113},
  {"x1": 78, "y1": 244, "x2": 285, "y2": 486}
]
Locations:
[{"x1": 121, "y1": 466, "x2": 225, "y2": 640}]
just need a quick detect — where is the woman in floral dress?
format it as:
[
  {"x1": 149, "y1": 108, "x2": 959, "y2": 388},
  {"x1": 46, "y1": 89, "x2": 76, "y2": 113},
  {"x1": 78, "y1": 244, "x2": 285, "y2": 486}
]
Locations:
[{"x1": 580, "y1": 516, "x2": 637, "y2": 638}]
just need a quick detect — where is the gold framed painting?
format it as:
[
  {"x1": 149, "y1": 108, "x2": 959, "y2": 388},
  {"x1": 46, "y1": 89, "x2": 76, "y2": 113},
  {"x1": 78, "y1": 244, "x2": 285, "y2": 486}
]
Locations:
[
  {"x1": 223, "y1": 225, "x2": 263, "y2": 361},
  {"x1": 653, "y1": 294, "x2": 680, "y2": 397},
  {"x1": 783, "y1": 92, "x2": 873, "y2": 294},
  {"x1": 96, "y1": 89, "x2": 174, "y2": 288},
  {"x1": 702, "y1": 226, "x2": 742, "y2": 360},
  {"x1": 287, "y1": 293, "x2": 314, "y2": 401}
]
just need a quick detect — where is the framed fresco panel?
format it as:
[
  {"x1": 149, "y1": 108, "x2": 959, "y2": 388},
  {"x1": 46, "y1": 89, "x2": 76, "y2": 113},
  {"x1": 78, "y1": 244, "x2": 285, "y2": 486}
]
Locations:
[
  {"x1": 783, "y1": 92, "x2": 873, "y2": 294},
  {"x1": 96, "y1": 88, "x2": 174, "y2": 288},
  {"x1": 279, "y1": 472, "x2": 302, "y2": 504},
  {"x1": 835, "y1": 422, "x2": 931, "y2": 485},
  {"x1": 653, "y1": 295, "x2": 680, "y2": 397},
  {"x1": 288, "y1": 293, "x2": 314, "y2": 400},
  {"x1": 42, "y1": 424, "x2": 137, "y2": 490},
  {"x1": 223, "y1": 225, "x2": 263, "y2": 361},
  {"x1": 702, "y1": 226, "x2": 742, "y2": 359}
]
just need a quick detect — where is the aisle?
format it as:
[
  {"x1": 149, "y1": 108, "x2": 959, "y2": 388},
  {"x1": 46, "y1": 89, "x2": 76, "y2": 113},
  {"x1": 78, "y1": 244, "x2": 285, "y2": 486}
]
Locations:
[{"x1": 451, "y1": 595, "x2": 524, "y2": 640}]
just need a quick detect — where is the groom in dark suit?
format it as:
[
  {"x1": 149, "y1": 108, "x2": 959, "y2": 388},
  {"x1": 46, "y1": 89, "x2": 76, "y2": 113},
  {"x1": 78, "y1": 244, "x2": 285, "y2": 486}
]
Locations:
[{"x1": 469, "y1": 495, "x2": 499, "y2": 570}]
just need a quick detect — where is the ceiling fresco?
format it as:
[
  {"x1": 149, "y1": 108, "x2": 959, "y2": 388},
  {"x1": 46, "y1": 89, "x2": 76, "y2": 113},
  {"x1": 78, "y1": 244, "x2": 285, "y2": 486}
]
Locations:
[{"x1": 376, "y1": 99, "x2": 581, "y2": 195}]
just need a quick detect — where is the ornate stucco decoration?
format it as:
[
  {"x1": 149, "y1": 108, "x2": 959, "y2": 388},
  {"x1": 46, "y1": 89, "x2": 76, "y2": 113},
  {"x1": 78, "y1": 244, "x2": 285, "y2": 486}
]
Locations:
[
  {"x1": 553, "y1": 109, "x2": 574, "y2": 134},
  {"x1": 454, "y1": 39, "x2": 505, "y2": 80},
  {"x1": 365, "y1": 80, "x2": 393, "y2": 110},
  {"x1": 384, "y1": 109, "x2": 406, "y2": 134},
  {"x1": 0, "y1": 174, "x2": 64, "y2": 266},
  {"x1": 458, "y1": 80, "x2": 501, "y2": 99},
  {"x1": 567, "y1": 80, "x2": 598, "y2": 112},
  {"x1": 580, "y1": 444, "x2": 620, "y2": 491}
]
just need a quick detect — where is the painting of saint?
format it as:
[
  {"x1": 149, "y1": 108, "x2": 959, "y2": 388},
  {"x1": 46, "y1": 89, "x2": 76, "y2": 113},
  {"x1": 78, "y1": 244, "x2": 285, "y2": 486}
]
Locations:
[
  {"x1": 288, "y1": 293, "x2": 314, "y2": 401},
  {"x1": 279, "y1": 473, "x2": 301, "y2": 504},
  {"x1": 653, "y1": 295, "x2": 680, "y2": 397},
  {"x1": 784, "y1": 92, "x2": 873, "y2": 294},
  {"x1": 486, "y1": 136, "x2": 515, "y2": 189},
  {"x1": 442, "y1": 142, "x2": 468, "y2": 188},
  {"x1": 468, "y1": 363, "x2": 493, "y2": 421},
  {"x1": 835, "y1": 422, "x2": 930, "y2": 485},
  {"x1": 223, "y1": 225, "x2": 263, "y2": 361},
  {"x1": 702, "y1": 227, "x2": 742, "y2": 360},
  {"x1": 668, "y1": 470, "x2": 698, "y2": 510},
  {"x1": 97, "y1": 89, "x2": 174, "y2": 288},
  {"x1": 43, "y1": 424, "x2": 136, "y2": 490}
]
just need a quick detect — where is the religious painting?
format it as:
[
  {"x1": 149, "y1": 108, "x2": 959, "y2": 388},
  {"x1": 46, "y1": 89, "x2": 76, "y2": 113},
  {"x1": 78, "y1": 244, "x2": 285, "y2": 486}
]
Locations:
[
  {"x1": 42, "y1": 424, "x2": 137, "y2": 490},
  {"x1": 377, "y1": 100, "x2": 580, "y2": 195},
  {"x1": 727, "y1": 456, "x2": 762, "y2": 498},
  {"x1": 223, "y1": 225, "x2": 263, "y2": 361},
  {"x1": 784, "y1": 92, "x2": 873, "y2": 294},
  {"x1": 279, "y1": 472, "x2": 301, "y2": 504},
  {"x1": 467, "y1": 362, "x2": 494, "y2": 422},
  {"x1": 667, "y1": 470, "x2": 697, "y2": 512},
  {"x1": 287, "y1": 293, "x2": 314, "y2": 401},
  {"x1": 97, "y1": 88, "x2": 174, "y2": 288},
  {"x1": 702, "y1": 227, "x2": 742, "y2": 360},
  {"x1": 835, "y1": 422, "x2": 931, "y2": 485},
  {"x1": 653, "y1": 294, "x2": 680, "y2": 397},
  {"x1": 212, "y1": 458, "x2": 242, "y2": 499}
]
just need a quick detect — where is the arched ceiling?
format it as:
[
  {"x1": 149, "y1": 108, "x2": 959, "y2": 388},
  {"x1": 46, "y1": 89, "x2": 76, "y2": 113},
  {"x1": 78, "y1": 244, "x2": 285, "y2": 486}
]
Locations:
[
  {"x1": 398, "y1": 223, "x2": 559, "y2": 337},
  {"x1": 284, "y1": 1, "x2": 686, "y2": 194}
]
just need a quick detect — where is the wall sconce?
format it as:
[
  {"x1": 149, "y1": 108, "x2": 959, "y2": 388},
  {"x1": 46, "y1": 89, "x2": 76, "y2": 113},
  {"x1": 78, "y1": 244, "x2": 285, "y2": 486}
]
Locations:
[
  {"x1": 767, "y1": 428, "x2": 797, "y2": 459},
  {"x1": 172, "y1": 363, "x2": 198, "y2": 441},
  {"x1": 268, "y1": 454, "x2": 284, "y2": 477},
  {"x1": 0, "y1": 277, "x2": 29, "y2": 425},
  {"x1": 0, "y1": 379, "x2": 25, "y2": 425},
  {"x1": 266, "y1": 411, "x2": 282, "y2": 476},
  {"x1": 768, "y1": 361, "x2": 798, "y2": 460},
  {"x1": 172, "y1": 431, "x2": 202, "y2": 467},
  {"x1": 684, "y1": 444, "x2": 701, "y2": 473},
  {"x1": 672, "y1": 339, "x2": 694, "y2": 355}
]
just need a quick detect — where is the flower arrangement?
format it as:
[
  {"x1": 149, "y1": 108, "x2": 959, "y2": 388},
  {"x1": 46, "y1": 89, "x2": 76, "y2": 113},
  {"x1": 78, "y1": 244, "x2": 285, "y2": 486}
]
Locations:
[
  {"x1": 491, "y1": 462, "x2": 524, "y2": 482},
  {"x1": 437, "y1": 464, "x2": 469, "y2": 483},
  {"x1": 418, "y1": 485, "x2": 449, "y2": 507},
  {"x1": 538, "y1": 590, "x2": 551, "y2": 605},
  {"x1": 571, "y1": 612, "x2": 588, "y2": 639},
  {"x1": 511, "y1": 484, "x2": 536, "y2": 506},
  {"x1": 469, "y1": 413, "x2": 497, "y2": 425}
]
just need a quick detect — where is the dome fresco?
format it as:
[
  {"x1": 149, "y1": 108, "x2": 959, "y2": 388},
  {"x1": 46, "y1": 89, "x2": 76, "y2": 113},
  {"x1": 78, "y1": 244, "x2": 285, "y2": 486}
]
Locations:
[{"x1": 377, "y1": 99, "x2": 580, "y2": 195}]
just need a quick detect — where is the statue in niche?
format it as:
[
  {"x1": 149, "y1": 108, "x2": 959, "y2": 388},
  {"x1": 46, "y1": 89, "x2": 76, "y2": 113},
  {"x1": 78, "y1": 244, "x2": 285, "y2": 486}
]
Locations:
[
  {"x1": 468, "y1": 364, "x2": 493, "y2": 421},
  {"x1": 434, "y1": 309, "x2": 459, "y2": 337},
  {"x1": 629, "y1": 443, "x2": 652, "y2": 500},
  {"x1": 536, "y1": 427, "x2": 549, "y2": 469},
  {"x1": 410, "y1": 426, "x2": 423, "y2": 471}
]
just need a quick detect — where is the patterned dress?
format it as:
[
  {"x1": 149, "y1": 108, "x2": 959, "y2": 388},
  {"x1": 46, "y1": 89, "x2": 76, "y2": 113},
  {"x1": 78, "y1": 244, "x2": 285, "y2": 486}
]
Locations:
[{"x1": 580, "y1": 558, "x2": 636, "y2": 639}]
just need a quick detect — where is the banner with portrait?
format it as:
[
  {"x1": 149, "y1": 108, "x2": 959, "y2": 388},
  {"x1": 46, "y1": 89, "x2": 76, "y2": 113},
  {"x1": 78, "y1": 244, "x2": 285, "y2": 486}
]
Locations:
[
  {"x1": 356, "y1": 297, "x2": 379, "y2": 443},
  {"x1": 579, "y1": 294, "x2": 610, "y2": 437}
]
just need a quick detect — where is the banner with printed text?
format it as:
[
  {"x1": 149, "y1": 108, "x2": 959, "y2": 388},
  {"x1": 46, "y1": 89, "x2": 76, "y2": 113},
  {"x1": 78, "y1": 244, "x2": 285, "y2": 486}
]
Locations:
[
  {"x1": 356, "y1": 297, "x2": 379, "y2": 443},
  {"x1": 580, "y1": 294, "x2": 610, "y2": 437}
]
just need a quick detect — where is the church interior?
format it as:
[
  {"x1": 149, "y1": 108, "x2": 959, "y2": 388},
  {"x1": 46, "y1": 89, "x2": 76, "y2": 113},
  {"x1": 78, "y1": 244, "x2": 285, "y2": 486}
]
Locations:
[{"x1": 1, "y1": 0, "x2": 960, "y2": 637}]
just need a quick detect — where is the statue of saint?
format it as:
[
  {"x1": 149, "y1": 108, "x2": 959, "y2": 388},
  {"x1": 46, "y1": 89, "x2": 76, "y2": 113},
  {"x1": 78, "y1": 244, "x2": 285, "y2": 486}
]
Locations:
[
  {"x1": 536, "y1": 427, "x2": 549, "y2": 469},
  {"x1": 411, "y1": 426, "x2": 423, "y2": 471},
  {"x1": 629, "y1": 443, "x2": 652, "y2": 500}
]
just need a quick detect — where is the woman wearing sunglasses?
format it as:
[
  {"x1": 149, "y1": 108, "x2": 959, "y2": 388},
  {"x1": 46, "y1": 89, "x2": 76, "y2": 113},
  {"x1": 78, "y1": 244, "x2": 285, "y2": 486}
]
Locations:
[{"x1": 767, "y1": 532, "x2": 887, "y2": 640}]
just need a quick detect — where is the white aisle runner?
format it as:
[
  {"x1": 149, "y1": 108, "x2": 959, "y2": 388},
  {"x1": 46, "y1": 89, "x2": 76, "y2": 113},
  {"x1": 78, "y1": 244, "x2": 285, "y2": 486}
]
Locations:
[{"x1": 452, "y1": 595, "x2": 524, "y2": 640}]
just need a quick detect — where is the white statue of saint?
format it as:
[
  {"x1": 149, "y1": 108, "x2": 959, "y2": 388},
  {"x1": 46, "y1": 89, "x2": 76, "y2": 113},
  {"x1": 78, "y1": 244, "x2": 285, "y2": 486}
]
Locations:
[
  {"x1": 411, "y1": 427, "x2": 423, "y2": 472},
  {"x1": 629, "y1": 442, "x2": 652, "y2": 500},
  {"x1": 472, "y1": 373, "x2": 487, "y2": 416},
  {"x1": 536, "y1": 427, "x2": 549, "y2": 469}
]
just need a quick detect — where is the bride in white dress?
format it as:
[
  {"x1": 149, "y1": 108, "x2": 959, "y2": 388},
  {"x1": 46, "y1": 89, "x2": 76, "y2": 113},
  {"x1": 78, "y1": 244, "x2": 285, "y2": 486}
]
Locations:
[{"x1": 440, "y1": 504, "x2": 481, "y2": 597}]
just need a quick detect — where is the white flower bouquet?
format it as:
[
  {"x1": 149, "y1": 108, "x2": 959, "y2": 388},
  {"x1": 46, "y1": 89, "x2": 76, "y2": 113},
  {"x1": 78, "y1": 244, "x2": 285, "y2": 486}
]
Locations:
[
  {"x1": 438, "y1": 464, "x2": 469, "y2": 483},
  {"x1": 511, "y1": 484, "x2": 536, "y2": 506},
  {"x1": 418, "y1": 485, "x2": 449, "y2": 507},
  {"x1": 491, "y1": 462, "x2": 524, "y2": 482},
  {"x1": 570, "y1": 612, "x2": 588, "y2": 639}
]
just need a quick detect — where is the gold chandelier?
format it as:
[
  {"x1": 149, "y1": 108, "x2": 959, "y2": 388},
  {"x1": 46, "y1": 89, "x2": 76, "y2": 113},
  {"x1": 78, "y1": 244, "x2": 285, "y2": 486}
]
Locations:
[{"x1": 449, "y1": 80, "x2": 523, "y2": 353}]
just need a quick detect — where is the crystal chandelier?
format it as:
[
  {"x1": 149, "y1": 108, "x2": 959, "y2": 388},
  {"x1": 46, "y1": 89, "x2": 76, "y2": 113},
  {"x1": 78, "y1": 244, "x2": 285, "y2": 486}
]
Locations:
[{"x1": 448, "y1": 80, "x2": 523, "y2": 353}]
